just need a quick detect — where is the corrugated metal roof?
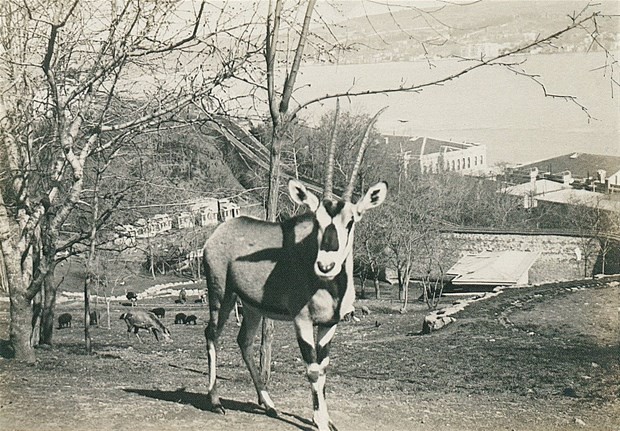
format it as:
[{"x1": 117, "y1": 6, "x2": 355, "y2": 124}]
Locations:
[{"x1": 447, "y1": 251, "x2": 540, "y2": 285}]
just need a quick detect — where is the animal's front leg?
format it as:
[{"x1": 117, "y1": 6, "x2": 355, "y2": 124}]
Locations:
[{"x1": 295, "y1": 319, "x2": 338, "y2": 431}]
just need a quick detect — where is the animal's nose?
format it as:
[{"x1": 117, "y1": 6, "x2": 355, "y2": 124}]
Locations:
[{"x1": 317, "y1": 262, "x2": 335, "y2": 274}]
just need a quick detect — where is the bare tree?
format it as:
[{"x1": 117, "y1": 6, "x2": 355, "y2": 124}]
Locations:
[{"x1": 0, "y1": 0, "x2": 254, "y2": 361}]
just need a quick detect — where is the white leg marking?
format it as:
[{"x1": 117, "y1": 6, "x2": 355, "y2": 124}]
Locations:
[
  {"x1": 318, "y1": 325, "x2": 337, "y2": 348},
  {"x1": 312, "y1": 373, "x2": 331, "y2": 431},
  {"x1": 207, "y1": 340, "x2": 217, "y2": 390},
  {"x1": 260, "y1": 390, "x2": 275, "y2": 409}
]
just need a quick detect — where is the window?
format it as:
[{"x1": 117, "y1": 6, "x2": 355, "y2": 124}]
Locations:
[
  {"x1": 467, "y1": 157, "x2": 471, "y2": 168},
  {"x1": 474, "y1": 156, "x2": 478, "y2": 166},
  {"x1": 457, "y1": 159, "x2": 461, "y2": 170}
]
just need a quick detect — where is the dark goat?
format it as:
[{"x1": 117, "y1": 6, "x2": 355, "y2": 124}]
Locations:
[
  {"x1": 150, "y1": 307, "x2": 165, "y2": 319},
  {"x1": 89, "y1": 310, "x2": 101, "y2": 326},
  {"x1": 175, "y1": 313, "x2": 187, "y2": 324},
  {"x1": 184, "y1": 314, "x2": 198, "y2": 325},
  {"x1": 58, "y1": 313, "x2": 72, "y2": 329},
  {"x1": 120, "y1": 310, "x2": 171, "y2": 343},
  {"x1": 126, "y1": 292, "x2": 138, "y2": 306}
]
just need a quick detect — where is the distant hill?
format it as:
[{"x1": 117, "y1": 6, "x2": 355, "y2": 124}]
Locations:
[{"x1": 310, "y1": 1, "x2": 619, "y2": 63}]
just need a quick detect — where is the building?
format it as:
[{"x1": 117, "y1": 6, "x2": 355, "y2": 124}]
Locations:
[
  {"x1": 173, "y1": 212, "x2": 195, "y2": 229},
  {"x1": 134, "y1": 214, "x2": 172, "y2": 238},
  {"x1": 608, "y1": 170, "x2": 620, "y2": 194},
  {"x1": 191, "y1": 197, "x2": 240, "y2": 225},
  {"x1": 383, "y1": 135, "x2": 488, "y2": 177},
  {"x1": 505, "y1": 170, "x2": 620, "y2": 213},
  {"x1": 218, "y1": 199, "x2": 240, "y2": 222},
  {"x1": 507, "y1": 153, "x2": 620, "y2": 194},
  {"x1": 191, "y1": 199, "x2": 219, "y2": 226}
]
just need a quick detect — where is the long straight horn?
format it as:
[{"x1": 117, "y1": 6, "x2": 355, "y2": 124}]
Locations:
[
  {"x1": 343, "y1": 106, "x2": 388, "y2": 201},
  {"x1": 323, "y1": 99, "x2": 340, "y2": 201}
]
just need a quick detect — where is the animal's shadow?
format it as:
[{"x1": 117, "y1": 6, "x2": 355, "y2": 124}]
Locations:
[{"x1": 123, "y1": 388, "x2": 315, "y2": 431}]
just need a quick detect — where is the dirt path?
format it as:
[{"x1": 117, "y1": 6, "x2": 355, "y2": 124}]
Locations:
[{"x1": 1, "y1": 281, "x2": 618, "y2": 431}]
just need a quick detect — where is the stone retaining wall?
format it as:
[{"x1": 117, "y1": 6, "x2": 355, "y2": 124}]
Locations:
[{"x1": 442, "y1": 232, "x2": 601, "y2": 284}]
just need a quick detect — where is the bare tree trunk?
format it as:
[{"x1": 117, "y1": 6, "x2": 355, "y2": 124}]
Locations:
[
  {"x1": 39, "y1": 268, "x2": 58, "y2": 346},
  {"x1": 30, "y1": 289, "x2": 42, "y2": 347},
  {"x1": 401, "y1": 264, "x2": 411, "y2": 312},
  {"x1": 359, "y1": 273, "x2": 367, "y2": 299},
  {"x1": 397, "y1": 267, "x2": 403, "y2": 300},
  {"x1": 0, "y1": 194, "x2": 36, "y2": 362},
  {"x1": 373, "y1": 275, "x2": 380, "y2": 300},
  {"x1": 260, "y1": 0, "x2": 317, "y2": 385},
  {"x1": 260, "y1": 131, "x2": 284, "y2": 385},
  {"x1": 84, "y1": 275, "x2": 92, "y2": 354}
]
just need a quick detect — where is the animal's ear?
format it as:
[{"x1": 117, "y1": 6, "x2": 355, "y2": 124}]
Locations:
[
  {"x1": 354, "y1": 181, "x2": 388, "y2": 219},
  {"x1": 288, "y1": 179, "x2": 320, "y2": 212}
]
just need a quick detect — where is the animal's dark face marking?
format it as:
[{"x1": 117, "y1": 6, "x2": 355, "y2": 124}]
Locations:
[
  {"x1": 320, "y1": 224, "x2": 339, "y2": 252},
  {"x1": 323, "y1": 199, "x2": 345, "y2": 218}
]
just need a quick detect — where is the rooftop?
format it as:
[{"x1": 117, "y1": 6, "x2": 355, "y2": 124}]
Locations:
[
  {"x1": 382, "y1": 135, "x2": 484, "y2": 157},
  {"x1": 514, "y1": 153, "x2": 620, "y2": 179},
  {"x1": 504, "y1": 179, "x2": 571, "y2": 197},
  {"x1": 447, "y1": 251, "x2": 540, "y2": 286},
  {"x1": 533, "y1": 188, "x2": 620, "y2": 213}
]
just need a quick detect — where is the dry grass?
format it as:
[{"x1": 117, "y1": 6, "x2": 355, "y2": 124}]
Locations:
[{"x1": 0, "y1": 280, "x2": 618, "y2": 431}]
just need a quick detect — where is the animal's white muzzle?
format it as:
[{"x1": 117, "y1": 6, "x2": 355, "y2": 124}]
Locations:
[{"x1": 315, "y1": 252, "x2": 342, "y2": 279}]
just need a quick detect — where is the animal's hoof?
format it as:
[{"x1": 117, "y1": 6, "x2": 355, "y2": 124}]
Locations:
[
  {"x1": 212, "y1": 405, "x2": 226, "y2": 415},
  {"x1": 265, "y1": 407, "x2": 278, "y2": 418}
]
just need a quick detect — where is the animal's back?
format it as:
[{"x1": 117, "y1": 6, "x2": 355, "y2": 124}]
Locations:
[{"x1": 204, "y1": 217, "x2": 282, "y2": 300}]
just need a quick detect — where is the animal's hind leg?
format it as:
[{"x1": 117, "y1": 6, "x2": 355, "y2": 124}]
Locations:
[
  {"x1": 237, "y1": 306, "x2": 277, "y2": 417},
  {"x1": 205, "y1": 289, "x2": 237, "y2": 414}
]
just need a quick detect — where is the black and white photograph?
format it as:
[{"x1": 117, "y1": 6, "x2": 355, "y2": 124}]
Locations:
[{"x1": 1, "y1": 1, "x2": 618, "y2": 430}]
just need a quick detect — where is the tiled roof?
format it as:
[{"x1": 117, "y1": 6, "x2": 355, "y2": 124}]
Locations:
[{"x1": 514, "y1": 153, "x2": 620, "y2": 179}]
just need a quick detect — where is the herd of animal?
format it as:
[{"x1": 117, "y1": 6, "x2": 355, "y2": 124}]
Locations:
[{"x1": 56, "y1": 295, "x2": 201, "y2": 343}]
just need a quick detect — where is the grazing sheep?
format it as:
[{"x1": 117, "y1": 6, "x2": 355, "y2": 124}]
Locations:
[
  {"x1": 150, "y1": 307, "x2": 166, "y2": 319},
  {"x1": 175, "y1": 313, "x2": 187, "y2": 324},
  {"x1": 58, "y1": 313, "x2": 72, "y2": 329},
  {"x1": 361, "y1": 305, "x2": 371, "y2": 316},
  {"x1": 184, "y1": 314, "x2": 198, "y2": 325},
  {"x1": 120, "y1": 310, "x2": 171, "y2": 343}
]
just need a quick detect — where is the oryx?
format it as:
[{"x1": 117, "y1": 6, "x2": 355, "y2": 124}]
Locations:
[{"x1": 203, "y1": 157, "x2": 387, "y2": 431}]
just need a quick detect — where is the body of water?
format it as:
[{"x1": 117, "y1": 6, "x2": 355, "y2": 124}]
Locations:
[{"x1": 294, "y1": 52, "x2": 619, "y2": 166}]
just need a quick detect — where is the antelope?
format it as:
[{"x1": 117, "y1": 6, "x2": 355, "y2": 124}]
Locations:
[
  {"x1": 203, "y1": 137, "x2": 387, "y2": 430},
  {"x1": 120, "y1": 310, "x2": 172, "y2": 343}
]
